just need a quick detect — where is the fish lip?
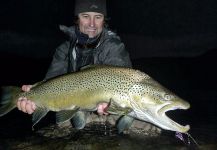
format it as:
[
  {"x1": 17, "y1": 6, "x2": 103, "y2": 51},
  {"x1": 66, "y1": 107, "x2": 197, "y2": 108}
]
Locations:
[{"x1": 157, "y1": 102, "x2": 190, "y2": 133}]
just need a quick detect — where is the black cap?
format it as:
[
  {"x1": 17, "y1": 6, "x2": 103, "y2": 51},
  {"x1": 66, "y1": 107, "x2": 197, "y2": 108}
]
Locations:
[{"x1": 74, "y1": 0, "x2": 107, "y2": 16}]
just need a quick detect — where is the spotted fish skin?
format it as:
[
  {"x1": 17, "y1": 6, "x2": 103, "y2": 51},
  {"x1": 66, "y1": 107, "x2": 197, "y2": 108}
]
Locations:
[
  {"x1": 0, "y1": 65, "x2": 190, "y2": 133},
  {"x1": 20, "y1": 66, "x2": 149, "y2": 111}
]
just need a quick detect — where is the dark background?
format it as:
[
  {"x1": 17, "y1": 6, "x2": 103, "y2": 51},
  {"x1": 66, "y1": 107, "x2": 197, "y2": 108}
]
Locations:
[
  {"x1": 0, "y1": 0, "x2": 217, "y2": 140},
  {"x1": 1, "y1": 0, "x2": 217, "y2": 58}
]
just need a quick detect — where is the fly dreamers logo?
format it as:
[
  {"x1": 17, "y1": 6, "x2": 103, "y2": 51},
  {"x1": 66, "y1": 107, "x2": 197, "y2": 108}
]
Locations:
[{"x1": 90, "y1": 4, "x2": 98, "y2": 9}]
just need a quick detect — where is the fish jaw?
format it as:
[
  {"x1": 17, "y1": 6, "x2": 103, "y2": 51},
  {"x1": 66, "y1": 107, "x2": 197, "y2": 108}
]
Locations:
[
  {"x1": 156, "y1": 101, "x2": 191, "y2": 133},
  {"x1": 133, "y1": 100, "x2": 190, "y2": 133}
]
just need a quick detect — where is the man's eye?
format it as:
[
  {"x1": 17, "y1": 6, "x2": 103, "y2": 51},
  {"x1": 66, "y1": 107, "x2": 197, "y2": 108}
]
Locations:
[
  {"x1": 82, "y1": 15, "x2": 89, "y2": 18},
  {"x1": 96, "y1": 16, "x2": 102, "y2": 19}
]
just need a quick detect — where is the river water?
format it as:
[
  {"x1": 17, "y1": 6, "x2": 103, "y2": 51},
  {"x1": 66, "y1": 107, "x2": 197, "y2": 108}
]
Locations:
[{"x1": 0, "y1": 116, "x2": 217, "y2": 149}]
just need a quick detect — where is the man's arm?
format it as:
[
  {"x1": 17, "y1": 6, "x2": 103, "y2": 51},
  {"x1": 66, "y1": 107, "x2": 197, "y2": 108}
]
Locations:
[
  {"x1": 99, "y1": 39, "x2": 132, "y2": 68},
  {"x1": 44, "y1": 41, "x2": 70, "y2": 80}
]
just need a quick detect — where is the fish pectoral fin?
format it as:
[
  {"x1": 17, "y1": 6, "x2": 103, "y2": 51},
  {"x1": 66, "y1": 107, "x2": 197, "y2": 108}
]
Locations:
[
  {"x1": 72, "y1": 111, "x2": 87, "y2": 129},
  {"x1": 56, "y1": 107, "x2": 80, "y2": 124},
  {"x1": 107, "y1": 99, "x2": 133, "y2": 115},
  {"x1": 32, "y1": 107, "x2": 49, "y2": 130},
  {"x1": 117, "y1": 115, "x2": 134, "y2": 133}
]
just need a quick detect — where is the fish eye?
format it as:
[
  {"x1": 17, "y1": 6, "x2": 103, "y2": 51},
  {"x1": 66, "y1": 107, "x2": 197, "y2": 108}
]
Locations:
[{"x1": 163, "y1": 94, "x2": 172, "y2": 100}]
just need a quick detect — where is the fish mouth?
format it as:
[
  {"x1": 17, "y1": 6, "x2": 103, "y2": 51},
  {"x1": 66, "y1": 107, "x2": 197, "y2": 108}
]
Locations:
[{"x1": 157, "y1": 102, "x2": 190, "y2": 133}]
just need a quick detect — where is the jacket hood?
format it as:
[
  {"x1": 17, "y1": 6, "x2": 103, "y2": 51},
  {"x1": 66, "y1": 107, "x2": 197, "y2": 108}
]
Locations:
[{"x1": 59, "y1": 25, "x2": 76, "y2": 41}]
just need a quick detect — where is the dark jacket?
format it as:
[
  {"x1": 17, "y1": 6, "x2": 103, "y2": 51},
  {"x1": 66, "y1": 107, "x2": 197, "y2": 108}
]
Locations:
[{"x1": 44, "y1": 25, "x2": 132, "y2": 80}]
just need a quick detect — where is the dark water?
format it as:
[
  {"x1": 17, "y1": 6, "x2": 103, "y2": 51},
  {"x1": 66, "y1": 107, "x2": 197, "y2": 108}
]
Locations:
[
  {"x1": 0, "y1": 114, "x2": 217, "y2": 150},
  {"x1": 0, "y1": 50, "x2": 217, "y2": 150}
]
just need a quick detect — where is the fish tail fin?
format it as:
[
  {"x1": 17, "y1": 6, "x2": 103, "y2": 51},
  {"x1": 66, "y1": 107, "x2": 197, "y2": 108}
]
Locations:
[{"x1": 0, "y1": 86, "x2": 21, "y2": 117}]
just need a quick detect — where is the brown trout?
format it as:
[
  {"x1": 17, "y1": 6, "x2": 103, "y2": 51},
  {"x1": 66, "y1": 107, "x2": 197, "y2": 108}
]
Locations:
[{"x1": 0, "y1": 65, "x2": 190, "y2": 133}]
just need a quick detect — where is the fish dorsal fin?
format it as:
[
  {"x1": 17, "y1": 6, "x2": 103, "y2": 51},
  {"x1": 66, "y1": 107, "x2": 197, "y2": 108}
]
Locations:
[
  {"x1": 56, "y1": 107, "x2": 79, "y2": 124},
  {"x1": 80, "y1": 65, "x2": 97, "y2": 70},
  {"x1": 80, "y1": 64, "x2": 110, "y2": 71},
  {"x1": 32, "y1": 107, "x2": 49, "y2": 130},
  {"x1": 31, "y1": 80, "x2": 46, "y2": 89},
  {"x1": 107, "y1": 99, "x2": 133, "y2": 115}
]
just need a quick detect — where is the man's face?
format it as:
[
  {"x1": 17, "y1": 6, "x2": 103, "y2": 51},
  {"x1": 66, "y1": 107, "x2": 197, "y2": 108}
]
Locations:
[{"x1": 78, "y1": 12, "x2": 104, "y2": 38}]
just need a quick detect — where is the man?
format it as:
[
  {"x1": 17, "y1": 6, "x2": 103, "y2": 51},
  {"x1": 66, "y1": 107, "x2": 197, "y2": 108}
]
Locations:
[{"x1": 17, "y1": 0, "x2": 132, "y2": 131}]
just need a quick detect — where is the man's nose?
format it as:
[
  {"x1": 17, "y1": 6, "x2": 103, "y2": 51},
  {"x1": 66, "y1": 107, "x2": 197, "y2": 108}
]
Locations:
[{"x1": 89, "y1": 17, "x2": 95, "y2": 27}]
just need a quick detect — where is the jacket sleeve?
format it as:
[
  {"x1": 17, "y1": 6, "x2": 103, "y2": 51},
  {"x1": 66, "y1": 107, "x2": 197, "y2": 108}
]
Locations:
[
  {"x1": 98, "y1": 38, "x2": 132, "y2": 68},
  {"x1": 44, "y1": 41, "x2": 70, "y2": 80}
]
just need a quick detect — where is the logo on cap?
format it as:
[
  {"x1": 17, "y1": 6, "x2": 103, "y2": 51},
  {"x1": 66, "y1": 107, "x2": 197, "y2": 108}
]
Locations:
[{"x1": 90, "y1": 4, "x2": 98, "y2": 9}]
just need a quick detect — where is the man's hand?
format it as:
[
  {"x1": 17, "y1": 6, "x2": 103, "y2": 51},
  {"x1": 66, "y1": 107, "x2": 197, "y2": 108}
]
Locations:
[
  {"x1": 17, "y1": 85, "x2": 36, "y2": 114},
  {"x1": 97, "y1": 102, "x2": 109, "y2": 115}
]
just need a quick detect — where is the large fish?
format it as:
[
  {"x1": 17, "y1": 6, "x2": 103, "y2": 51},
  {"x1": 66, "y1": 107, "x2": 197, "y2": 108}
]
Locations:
[{"x1": 0, "y1": 65, "x2": 190, "y2": 133}]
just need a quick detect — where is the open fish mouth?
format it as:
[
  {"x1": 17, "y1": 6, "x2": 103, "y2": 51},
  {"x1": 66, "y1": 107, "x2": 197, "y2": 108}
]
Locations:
[{"x1": 157, "y1": 102, "x2": 190, "y2": 133}]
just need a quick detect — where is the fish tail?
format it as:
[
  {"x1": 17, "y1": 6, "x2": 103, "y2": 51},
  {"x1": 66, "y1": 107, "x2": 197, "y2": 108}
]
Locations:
[{"x1": 0, "y1": 86, "x2": 21, "y2": 117}]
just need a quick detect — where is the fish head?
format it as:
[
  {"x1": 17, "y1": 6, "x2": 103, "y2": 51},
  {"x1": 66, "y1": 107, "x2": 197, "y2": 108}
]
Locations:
[{"x1": 129, "y1": 80, "x2": 190, "y2": 133}]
